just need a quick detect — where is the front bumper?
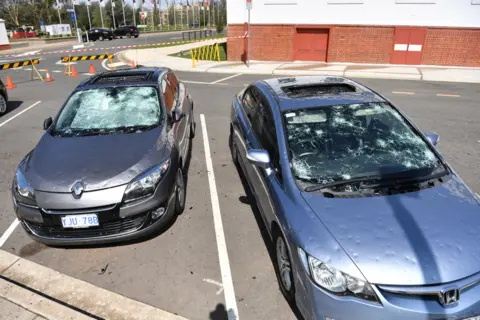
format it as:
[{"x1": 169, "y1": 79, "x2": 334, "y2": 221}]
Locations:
[
  {"x1": 296, "y1": 263, "x2": 480, "y2": 320},
  {"x1": 13, "y1": 168, "x2": 177, "y2": 246}
]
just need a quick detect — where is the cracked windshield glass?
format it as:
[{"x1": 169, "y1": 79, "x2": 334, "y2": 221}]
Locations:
[
  {"x1": 285, "y1": 102, "x2": 442, "y2": 189},
  {"x1": 54, "y1": 86, "x2": 161, "y2": 137}
]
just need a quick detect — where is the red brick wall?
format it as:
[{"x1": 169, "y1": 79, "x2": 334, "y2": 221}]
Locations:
[
  {"x1": 327, "y1": 26, "x2": 394, "y2": 63},
  {"x1": 227, "y1": 24, "x2": 480, "y2": 67},
  {"x1": 422, "y1": 29, "x2": 480, "y2": 67},
  {"x1": 228, "y1": 24, "x2": 295, "y2": 61},
  {"x1": 0, "y1": 44, "x2": 11, "y2": 51}
]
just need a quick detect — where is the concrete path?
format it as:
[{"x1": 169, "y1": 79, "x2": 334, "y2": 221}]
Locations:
[{"x1": 118, "y1": 40, "x2": 480, "y2": 83}]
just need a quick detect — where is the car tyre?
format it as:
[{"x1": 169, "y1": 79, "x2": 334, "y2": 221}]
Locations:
[
  {"x1": 175, "y1": 167, "x2": 186, "y2": 214},
  {"x1": 99, "y1": 35, "x2": 104, "y2": 41},
  {"x1": 127, "y1": 32, "x2": 132, "y2": 38},
  {"x1": 134, "y1": 35, "x2": 139, "y2": 38},
  {"x1": 189, "y1": 115, "x2": 196, "y2": 139},
  {"x1": 229, "y1": 132, "x2": 239, "y2": 165},
  {"x1": 273, "y1": 231, "x2": 296, "y2": 303},
  {"x1": 109, "y1": 37, "x2": 113, "y2": 40},
  {"x1": 0, "y1": 94, "x2": 8, "y2": 116}
]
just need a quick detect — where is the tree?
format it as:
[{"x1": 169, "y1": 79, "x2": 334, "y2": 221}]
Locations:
[{"x1": 0, "y1": 0, "x2": 27, "y2": 26}]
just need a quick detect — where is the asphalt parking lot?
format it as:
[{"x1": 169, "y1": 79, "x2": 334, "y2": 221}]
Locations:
[{"x1": 0, "y1": 64, "x2": 479, "y2": 320}]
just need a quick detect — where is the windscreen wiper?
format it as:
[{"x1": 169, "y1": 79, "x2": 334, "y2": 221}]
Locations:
[
  {"x1": 304, "y1": 175, "x2": 382, "y2": 192},
  {"x1": 359, "y1": 169, "x2": 448, "y2": 189}
]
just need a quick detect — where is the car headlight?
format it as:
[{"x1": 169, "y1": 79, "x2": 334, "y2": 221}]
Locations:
[
  {"x1": 13, "y1": 170, "x2": 36, "y2": 206},
  {"x1": 123, "y1": 159, "x2": 170, "y2": 204},
  {"x1": 299, "y1": 248, "x2": 379, "y2": 303}
]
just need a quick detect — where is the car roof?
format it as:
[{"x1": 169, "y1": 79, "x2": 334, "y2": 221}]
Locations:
[
  {"x1": 76, "y1": 67, "x2": 167, "y2": 90},
  {"x1": 259, "y1": 76, "x2": 385, "y2": 111}
]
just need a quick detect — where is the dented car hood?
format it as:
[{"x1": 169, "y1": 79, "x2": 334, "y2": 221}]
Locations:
[
  {"x1": 23, "y1": 128, "x2": 167, "y2": 193},
  {"x1": 301, "y1": 175, "x2": 480, "y2": 286}
]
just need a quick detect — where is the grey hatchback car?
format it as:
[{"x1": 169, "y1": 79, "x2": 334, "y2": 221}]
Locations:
[
  {"x1": 230, "y1": 76, "x2": 480, "y2": 320},
  {"x1": 12, "y1": 68, "x2": 195, "y2": 245}
]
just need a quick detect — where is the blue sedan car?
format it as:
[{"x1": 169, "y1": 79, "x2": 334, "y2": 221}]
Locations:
[{"x1": 229, "y1": 76, "x2": 480, "y2": 320}]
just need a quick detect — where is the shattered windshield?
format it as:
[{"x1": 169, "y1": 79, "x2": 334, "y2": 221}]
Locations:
[
  {"x1": 54, "y1": 86, "x2": 161, "y2": 137},
  {"x1": 285, "y1": 102, "x2": 442, "y2": 187}
]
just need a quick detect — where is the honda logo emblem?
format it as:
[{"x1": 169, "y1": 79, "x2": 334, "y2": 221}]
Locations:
[{"x1": 439, "y1": 288, "x2": 460, "y2": 306}]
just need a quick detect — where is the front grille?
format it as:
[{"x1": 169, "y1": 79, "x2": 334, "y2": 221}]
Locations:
[{"x1": 25, "y1": 213, "x2": 149, "y2": 239}]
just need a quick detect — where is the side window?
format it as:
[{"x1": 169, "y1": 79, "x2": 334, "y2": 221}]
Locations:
[
  {"x1": 161, "y1": 78, "x2": 175, "y2": 114},
  {"x1": 241, "y1": 88, "x2": 257, "y2": 121},
  {"x1": 252, "y1": 89, "x2": 282, "y2": 180}
]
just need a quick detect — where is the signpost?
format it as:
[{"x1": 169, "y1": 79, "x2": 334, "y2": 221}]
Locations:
[{"x1": 246, "y1": 0, "x2": 252, "y2": 67}]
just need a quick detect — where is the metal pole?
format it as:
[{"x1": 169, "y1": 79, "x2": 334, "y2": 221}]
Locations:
[
  {"x1": 173, "y1": 2, "x2": 177, "y2": 30},
  {"x1": 192, "y1": 1, "x2": 194, "y2": 28},
  {"x1": 180, "y1": 4, "x2": 183, "y2": 29},
  {"x1": 100, "y1": 5, "x2": 105, "y2": 28},
  {"x1": 247, "y1": 7, "x2": 250, "y2": 67},
  {"x1": 133, "y1": 3, "x2": 137, "y2": 26},
  {"x1": 57, "y1": 8, "x2": 62, "y2": 24},
  {"x1": 111, "y1": 1, "x2": 116, "y2": 29},
  {"x1": 217, "y1": 0, "x2": 219, "y2": 23},
  {"x1": 203, "y1": 5, "x2": 205, "y2": 28},
  {"x1": 87, "y1": 3, "x2": 92, "y2": 29},
  {"x1": 122, "y1": 0, "x2": 126, "y2": 25}
]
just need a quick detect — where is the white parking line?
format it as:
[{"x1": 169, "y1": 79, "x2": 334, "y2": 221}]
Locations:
[
  {"x1": 200, "y1": 114, "x2": 239, "y2": 320},
  {"x1": 0, "y1": 101, "x2": 42, "y2": 129},
  {"x1": 182, "y1": 80, "x2": 211, "y2": 85},
  {"x1": 0, "y1": 219, "x2": 19, "y2": 247},
  {"x1": 210, "y1": 73, "x2": 243, "y2": 84}
]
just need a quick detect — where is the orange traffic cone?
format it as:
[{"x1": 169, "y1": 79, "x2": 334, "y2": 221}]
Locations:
[
  {"x1": 89, "y1": 63, "x2": 96, "y2": 74},
  {"x1": 6, "y1": 76, "x2": 16, "y2": 89},
  {"x1": 131, "y1": 60, "x2": 136, "y2": 68},
  {"x1": 71, "y1": 65, "x2": 79, "y2": 77},
  {"x1": 45, "y1": 69, "x2": 53, "y2": 82}
]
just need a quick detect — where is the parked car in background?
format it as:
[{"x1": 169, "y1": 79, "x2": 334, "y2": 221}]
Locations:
[
  {"x1": 83, "y1": 28, "x2": 114, "y2": 42},
  {"x1": 0, "y1": 79, "x2": 9, "y2": 116},
  {"x1": 229, "y1": 76, "x2": 480, "y2": 320},
  {"x1": 113, "y1": 25, "x2": 140, "y2": 39},
  {"x1": 12, "y1": 67, "x2": 196, "y2": 246}
]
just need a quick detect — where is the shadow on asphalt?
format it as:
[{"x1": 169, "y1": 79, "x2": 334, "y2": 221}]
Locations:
[
  {"x1": 231, "y1": 156, "x2": 305, "y2": 320},
  {"x1": 2, "y1": 100, "x2": 23, "y2": 117},
  {"x1": 209, "y1": 303, "x2": 228, "y2": 320}
]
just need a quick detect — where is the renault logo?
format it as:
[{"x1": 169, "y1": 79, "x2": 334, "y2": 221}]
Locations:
[
  {"x1": 439, "y1": 288, "x2": 460, "y2": 306},
  {"x1": 71, "y1": 181, "x2": 84, "y2": 199}
]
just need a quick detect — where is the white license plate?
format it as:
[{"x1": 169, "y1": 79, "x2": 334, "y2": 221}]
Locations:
[{"x1": 61, "y1": 214, "x2": 99, "y2": 228}]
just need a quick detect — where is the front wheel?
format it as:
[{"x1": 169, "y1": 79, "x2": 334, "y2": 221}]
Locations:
[
  {"x1": 274, "y1": 232, "x2": 296, "y2": 303},
  {"x1": 175, "y1": 167, "x2": 186, "y2": 214},
  {"x1": 134, "y1": 35, "x2": 139, "y2": 38},
  {"x1": 127, "y1": 32, "x2": 132, "y2": 38},
  {"x1": 99, "y1": 35, "x2": 104, "y2": 41},
  {"x1": 0, "y1": 94, "x2": 8, "y2": 116}
]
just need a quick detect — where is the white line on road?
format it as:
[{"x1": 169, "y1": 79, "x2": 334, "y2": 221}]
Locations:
[
  {"x1": 200, "y1": 114, "x2": 239, "y2": 320},
  {"x1": 203, "y1": 278, "x2": 224, "y2": 295},
  {"x1": 392, "y1": 91, "x2": 416, "y2": 95},
  {"x1": 108, "y1": 62, "x2": 127, "y2": 68},
  {"x1": 0, "y1": 101, "x2": 42, "y2": 129},
  {"x1": 182, "y1": 80, "x2": 212, "y2": 85},
  {"x1": 16, "y1": 50, "x2": 42, "y2": 57},
  {"x1": 52, "y1": 70, "x2": 62, "y2": 73},
  {"x1": 210, "y1": 73, "x2": 243, "y2": 84},
  {"x1": 0, "y1": 219, "x2": 19, "y2": 247},
  {"x1": 437, "y1": 93, "x2": 460, "y2": 98}
]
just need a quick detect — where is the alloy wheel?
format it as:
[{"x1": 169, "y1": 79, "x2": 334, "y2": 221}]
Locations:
[
  {"x1": 176, "y1": 168, "x2": 185, "y2": 210},
  {"x1": 276, "y1": 236, "x2": 293, "y2": 292},
  {"x1": 0, "y1": 95, "x2": 6, "y2": 115}
]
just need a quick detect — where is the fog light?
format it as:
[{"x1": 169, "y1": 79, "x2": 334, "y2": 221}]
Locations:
[{"x1": 151, "y1": 207, "x2": 165, "y2": 220}]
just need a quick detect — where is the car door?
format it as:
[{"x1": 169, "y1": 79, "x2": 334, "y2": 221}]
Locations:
[
  {"x1": 161, "y1": 73, "x2": 189, "y2": 167},
  {"x1": 246, "y1": 88, "x2": 282, "y2": 225}
]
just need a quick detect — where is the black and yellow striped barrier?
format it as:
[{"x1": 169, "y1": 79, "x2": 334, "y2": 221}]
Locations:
[
  {"x1": 61, "y1": 54, "x2": 114, "y2": 62},
  {"x1": 0, "y1": 59, "x2": 40, "y2": 70},
  {"x1": 191, "y1": 43, "x2": 221, "y2": 68}
]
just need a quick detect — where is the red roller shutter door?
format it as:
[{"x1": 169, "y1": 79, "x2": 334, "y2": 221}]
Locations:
[
  {"x1": 294, "y1": 28, "x2": 329, "y2": 62},
  {"x1": 391, "y1": 27, "x2": 427, "y2": 65}
]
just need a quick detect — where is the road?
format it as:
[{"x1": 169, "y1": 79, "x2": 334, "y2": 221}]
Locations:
[{"x1": 0, "y1": 65, "x2": 479, "y2": 320}]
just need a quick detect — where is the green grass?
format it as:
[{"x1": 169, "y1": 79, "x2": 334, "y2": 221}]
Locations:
[
  {"x1": 169, "y1": 42, "x2": 227, "y2": 61},
  {"x1": 135, "y1": 34, "x2": 226, "y2": 50}
]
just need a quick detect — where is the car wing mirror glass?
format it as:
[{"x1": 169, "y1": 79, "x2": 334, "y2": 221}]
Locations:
[
  {"x1": 43, "y1": 117, "x2": 53, "y2": 130},
  {"x1": 425, "y1": 132, "x2": 440, "y2": 146},
  {"x1": 246, "y1": 149, "x2": 271, "y2": 169}
]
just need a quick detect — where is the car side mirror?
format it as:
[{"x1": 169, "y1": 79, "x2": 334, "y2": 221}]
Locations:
[
  {"x1": 425, "y1": 133, "x2": 440, "y2": 146},
  {"x1": 246, "y1": 149, "x2": 271, "y2": 169},
  {"x1": 43, "y1": 117, "x2": 53, "y2": 130},
  {"x1": 173, "y1": 108, "x2": 185, "y2": 123}
]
